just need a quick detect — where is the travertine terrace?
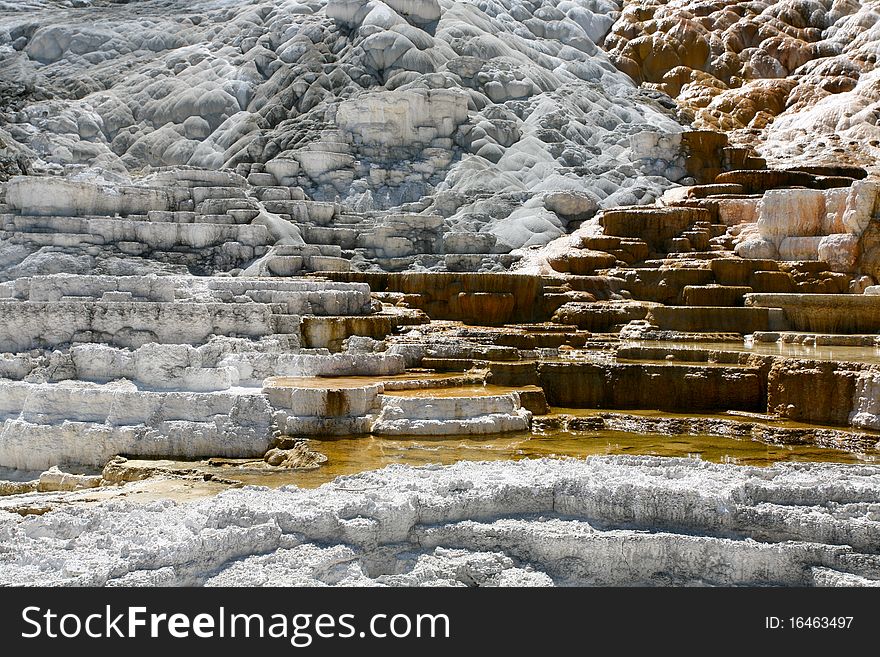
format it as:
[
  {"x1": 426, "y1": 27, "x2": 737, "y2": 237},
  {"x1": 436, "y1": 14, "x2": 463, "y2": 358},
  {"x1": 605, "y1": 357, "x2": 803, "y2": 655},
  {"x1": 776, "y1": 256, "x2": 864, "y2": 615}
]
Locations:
[{"x1": 2, "y1": 0, "x2": 880, "y2": 587}]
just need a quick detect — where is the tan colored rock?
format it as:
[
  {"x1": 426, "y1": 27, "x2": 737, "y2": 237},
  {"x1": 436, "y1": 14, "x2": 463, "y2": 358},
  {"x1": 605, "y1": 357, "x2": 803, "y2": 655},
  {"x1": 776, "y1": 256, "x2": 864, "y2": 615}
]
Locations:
[
  {"x1": 264, "y1": 443, "x2": 327, "y2": 470},
  {"x1": 716, "y1": 197, "x2": 759, "y2": 226},
  {"x1": 735, "y1": 238, "x2": 778, "y2": 260},
  {"x1": 756, "y1": 189, "x2": 825, "y2": 240},
  {"x1": 38, "y1": 466, "x2": 102, "y2": 492},
  {"x1": 818, "y1": 234, "x2": 860, "y2": 273},
  {"x1": 778, "y1": 236, "x2": 822, "y2": 261}
]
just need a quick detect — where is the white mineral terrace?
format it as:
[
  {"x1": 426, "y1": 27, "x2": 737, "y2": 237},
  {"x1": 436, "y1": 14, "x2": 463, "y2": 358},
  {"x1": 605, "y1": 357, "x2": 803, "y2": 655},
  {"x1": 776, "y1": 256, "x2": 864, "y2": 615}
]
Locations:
[
  {"x1": 2, "y1": 457, "x2": 880, "y2": 587},
  {"x1": 3, "y1": 0, "x2": 880, "y2": 588}
]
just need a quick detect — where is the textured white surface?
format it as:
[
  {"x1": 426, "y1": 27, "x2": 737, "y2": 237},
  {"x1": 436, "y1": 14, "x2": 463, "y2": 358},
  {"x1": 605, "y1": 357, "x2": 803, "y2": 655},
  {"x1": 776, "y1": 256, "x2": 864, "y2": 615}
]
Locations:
[
  {"x1": 2, "y1": 456, "x2": 879, "y2": 587},
  {"x1": 0, "y1": 0, "x2": 685, "y2": 256}
]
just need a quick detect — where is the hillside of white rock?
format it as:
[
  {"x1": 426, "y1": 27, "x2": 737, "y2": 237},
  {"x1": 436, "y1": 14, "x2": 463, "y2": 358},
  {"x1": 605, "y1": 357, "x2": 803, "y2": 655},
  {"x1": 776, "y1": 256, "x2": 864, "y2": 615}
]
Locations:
[
  {"x1": 3, "y1": 0, "x2": 880, "y2": 589},
  {"x1": 0, "y1": 0, "x2": 689, "y2": 265}
]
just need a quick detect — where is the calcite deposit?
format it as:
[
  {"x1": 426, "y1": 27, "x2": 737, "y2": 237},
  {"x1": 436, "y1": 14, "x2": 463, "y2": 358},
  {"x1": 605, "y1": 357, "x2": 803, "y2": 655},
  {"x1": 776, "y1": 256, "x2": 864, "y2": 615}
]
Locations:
[
  {"x1": 603, "y1": 0, "x2": 880, "y2": 171},
  {"x1": 2, "y1": 0, "x2": 880, "y2": 588},
  {"x1": 0, "y1": 0, "x2": 687, "y2": 265},
  {"x1": 2, "y1": 456, "x2": 880, "y2": 587}
]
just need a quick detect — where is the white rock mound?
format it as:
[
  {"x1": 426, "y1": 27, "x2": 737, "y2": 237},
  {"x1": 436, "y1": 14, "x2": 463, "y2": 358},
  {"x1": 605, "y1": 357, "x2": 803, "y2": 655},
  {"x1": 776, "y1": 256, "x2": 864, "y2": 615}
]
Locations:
[{"x1": 0, "y1": 0, "x2": 688, "y2": 261}]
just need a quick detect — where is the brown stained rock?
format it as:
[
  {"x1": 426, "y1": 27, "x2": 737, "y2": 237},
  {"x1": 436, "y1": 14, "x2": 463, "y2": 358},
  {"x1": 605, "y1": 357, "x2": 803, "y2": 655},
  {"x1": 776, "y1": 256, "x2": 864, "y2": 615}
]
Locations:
[
  {"x1": 681, "y1": 130, "x2": 728, "y2": 184},
  {"x1": 767, "y1": 359, "x2": 860, "y2": 426},
  {"x1": 684, "y1": 184, "x2": 745, "y2": 198},
  {"x1": 614, "y1": 266, "x2": 714, "y2": 304},
  {"x1": 781, "y1": 260, "x2": 830, "y2": 276},
  {"x1": 616, "y1": 239, "x2": 651, "y2": 264},
  {"x1": 682, "y1": 285, "x2": 752, "y2": 307},
  {"x1": 486, "y1": 361, "x2": 539, "y2": 386},
  {"x1": 264, "y1": 443, "x2": 327, "y2": 470},
  {"x1": 722, "y1": 147, "x2": 757, "y2": 171},
  {"x1": 457, "y1": 292, "x2": 515, "y2": 326},
  {"x1": 600, "y1": 207, "x2": 711, "y2": 250},
  {"x1": 538, "y1": 361, "x2": 763, "y2": 411},
  {"x1": 555, "y1": 276, "x2": 623, "y2": 298},
  {"x1": 579, "y1": 235, "x2": 621, "y2": 250},
  {"x1": 820, "y1": 272, "x2": 854, "y2": 294},
  {"x1": 300, "y1": 315, "x2": 395, "y2": 351},
  {"x1": 789, "y1": 165, "x2": 868, "y2": 180},
  {"x1": 645, "y1": 306, "x2": 771, "y2": 333},
  {"x1": 548, "y1": 249, "x2": 617, "y2": 275},
  {"x1": 534, "y1": 411, "x2": 877, "y2": 451},
  {"x1": 499, "y1": 330, "x2": 588, "y2": 349},
  {"x1": 317, "y1": 272, "x2": 548, "y2": 323},
  {"x1": 666, "y1": 236, "x2": 692, "y2": 253},
  {"x1": 516, "y1": 388, "x2": 549, "y2": 415},
  {"x1": 809, "y1": 176, "x2": 859, "y2": 190},
  {"x1": 667, "y1": 198, "x2": 721, "y2": 222},
  {"x1": 715, "y1": 169, "x2": 817, "y2": 193},
  {"x1": 551, "y1": 300, "x2": 658, "y2": 331},
  {"x1": 681, "y1": 229, "x2": 711, "y2": 251},
  {"x1": 749, "y1": 271, "x2": 797, "y2": 293},
  {"x1": 700, "y1": 79, "x2": 798, "y2": 130},
  {"x1": 746, "y1": 293, "x2": 880, "y2": 333},
  {"x1": 711, "y1": 258, "x2": 778, "y2": 285}
]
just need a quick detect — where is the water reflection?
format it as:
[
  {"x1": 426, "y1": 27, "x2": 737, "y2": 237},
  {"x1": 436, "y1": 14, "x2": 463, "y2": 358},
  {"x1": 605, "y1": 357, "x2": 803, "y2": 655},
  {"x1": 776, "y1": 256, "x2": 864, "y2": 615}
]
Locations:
[{"x1": 204, "y1": 428, "x2": 874, "y2": 490}]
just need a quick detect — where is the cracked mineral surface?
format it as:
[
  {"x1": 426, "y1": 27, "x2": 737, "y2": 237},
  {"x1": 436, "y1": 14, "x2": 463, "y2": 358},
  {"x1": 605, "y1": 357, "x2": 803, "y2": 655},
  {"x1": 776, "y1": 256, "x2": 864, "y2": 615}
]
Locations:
[
  {"x1": 3, "y1": 456, "x2": 880, "y2": 587},
  {"x1": 2, "y1": 0, "x2": 880, "y2": 587}
]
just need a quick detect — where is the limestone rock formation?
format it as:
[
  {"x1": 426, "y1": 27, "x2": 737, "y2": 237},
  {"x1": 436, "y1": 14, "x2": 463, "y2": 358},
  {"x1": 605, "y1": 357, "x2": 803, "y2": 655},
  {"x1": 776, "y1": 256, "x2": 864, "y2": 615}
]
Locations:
[
  {"x1": 2, "y1": 456, "x2": 879, "y2": 586},
  {"x1": 603, "y1": 0, "x2": 880, "y2": 172},
  {"x1": 0, "y1": 0, "x2": 689, "y2": 266},
  {"x1": 3, "y1": 0, "x2": 880, "y2": 593}
]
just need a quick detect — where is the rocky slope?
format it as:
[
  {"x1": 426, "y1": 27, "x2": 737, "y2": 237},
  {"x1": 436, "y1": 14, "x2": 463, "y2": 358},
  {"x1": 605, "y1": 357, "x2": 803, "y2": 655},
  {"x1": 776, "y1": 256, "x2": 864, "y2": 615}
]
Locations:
[
  {"x1": 3, "y1": 1, "x2": 880, "y2": 590},
  {"x1": 0, "y1": 0, "x2": 688, "y2": 260},
  {"x1": 2, "y1": 456, "x2": 879, "y2": 586},
  {"x1": 604, "y1": 0, "x2": 880, "y2": 172}
]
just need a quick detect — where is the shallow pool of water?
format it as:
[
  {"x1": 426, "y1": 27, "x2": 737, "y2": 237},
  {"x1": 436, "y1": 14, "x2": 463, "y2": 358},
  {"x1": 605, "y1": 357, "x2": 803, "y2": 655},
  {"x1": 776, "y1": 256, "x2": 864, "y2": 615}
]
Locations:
[
  {"x1": 383, "y1": 385, "x2": 540, "y2": 398},
  {"x1": 200, "y1": 428, "x2": 875, "y2": 490},
  {"x1": 633, "y1": 340, "x2": 880, "y2": 364}
]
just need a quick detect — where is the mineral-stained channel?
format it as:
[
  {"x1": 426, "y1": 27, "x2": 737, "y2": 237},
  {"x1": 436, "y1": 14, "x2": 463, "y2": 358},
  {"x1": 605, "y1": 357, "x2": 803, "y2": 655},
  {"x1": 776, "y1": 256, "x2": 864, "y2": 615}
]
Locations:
[{"x1": 1, "y1": 0, "x2": 880, "y2": 586}]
